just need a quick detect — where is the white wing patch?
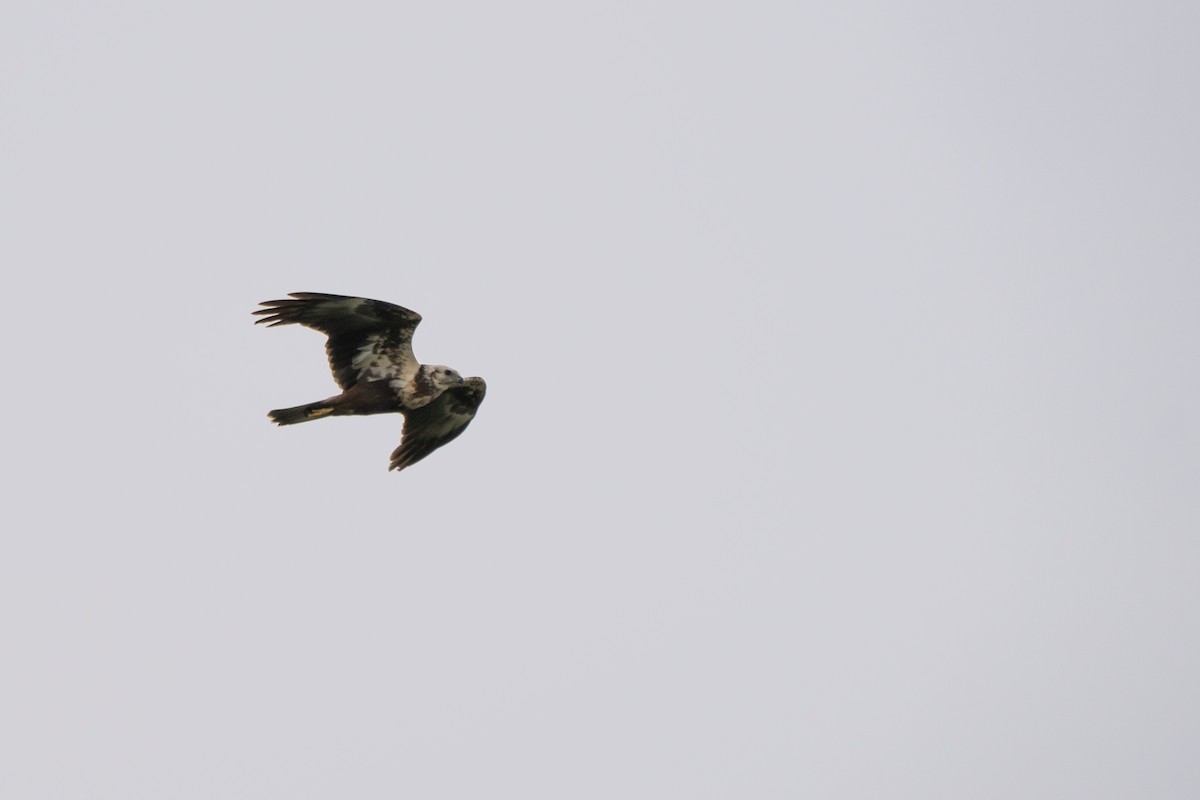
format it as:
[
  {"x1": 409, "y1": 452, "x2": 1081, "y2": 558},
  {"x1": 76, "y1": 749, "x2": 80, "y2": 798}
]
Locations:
[{"x1": 351, "y1": 334, "x2": 418, "y2": 384}]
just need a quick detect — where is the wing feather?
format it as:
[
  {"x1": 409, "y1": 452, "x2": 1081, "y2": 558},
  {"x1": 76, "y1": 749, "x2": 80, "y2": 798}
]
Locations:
[
  {"x1": 389, "y1": 377, "x2": 487, "y2": 472},
  {"x1": 254, "y1": 292, "x2": 422, "y2": 390}
]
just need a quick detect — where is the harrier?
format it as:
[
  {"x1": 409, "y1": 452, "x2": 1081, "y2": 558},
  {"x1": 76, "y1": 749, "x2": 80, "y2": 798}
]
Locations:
[{"x1": 254, "y1": 292, "x2": 486, "y2": 472}]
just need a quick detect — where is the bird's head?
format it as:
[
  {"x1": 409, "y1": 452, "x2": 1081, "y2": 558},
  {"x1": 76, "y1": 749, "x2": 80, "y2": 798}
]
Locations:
[{"x1": 422, "y1": 364, "x2": 465, "y2": 390}]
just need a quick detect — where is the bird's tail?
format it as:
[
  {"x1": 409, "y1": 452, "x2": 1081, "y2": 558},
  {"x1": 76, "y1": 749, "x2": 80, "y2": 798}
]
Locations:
[{"x1": 267, "y1": 401, "x2": 338, "y2": 426}]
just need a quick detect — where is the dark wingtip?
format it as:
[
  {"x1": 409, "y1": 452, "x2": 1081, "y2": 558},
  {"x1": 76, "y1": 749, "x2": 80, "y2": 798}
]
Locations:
[
  {"x1": 253, "y1": 296, "x2": 312, "y2": 325},
  {"x1": 288, "y1": 291, "x2": 349, "y2": 300},
  {"x1": 388, "y1": 448, "x2": 414, "y2": 472},
  {"x1": 252, "y1": 300, "x2": 292, "y2": 324}
]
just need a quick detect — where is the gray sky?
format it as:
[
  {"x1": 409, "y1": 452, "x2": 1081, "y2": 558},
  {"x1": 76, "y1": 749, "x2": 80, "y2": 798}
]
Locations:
[{"x1": 3, "y1": 1, "x2": 1198, "y2": 798}]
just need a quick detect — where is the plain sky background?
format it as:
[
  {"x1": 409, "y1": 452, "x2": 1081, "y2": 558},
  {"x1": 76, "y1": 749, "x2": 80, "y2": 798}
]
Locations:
[{"x1": 2, "y1": 1, "x2": 1197, "y2": 798}]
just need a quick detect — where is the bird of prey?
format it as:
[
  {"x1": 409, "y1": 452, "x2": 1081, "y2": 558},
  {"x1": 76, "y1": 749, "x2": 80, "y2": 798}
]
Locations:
[{"x1": 254, "y1": 292, "x2": 486, "y2": 472}]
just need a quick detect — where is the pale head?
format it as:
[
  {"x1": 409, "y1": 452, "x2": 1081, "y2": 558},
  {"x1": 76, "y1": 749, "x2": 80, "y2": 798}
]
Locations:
[{"x1": 422, "y1": 364, "x2": 464, "y2": 391}]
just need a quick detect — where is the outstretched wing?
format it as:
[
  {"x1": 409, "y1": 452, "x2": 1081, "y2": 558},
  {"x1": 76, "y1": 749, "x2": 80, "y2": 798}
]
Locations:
[
  {"x1": 390, "y1": 377, "x2": 487, "y2": 472},
  {"x1": 254, "y1": 292, "x2": 422, "y2": 390}
]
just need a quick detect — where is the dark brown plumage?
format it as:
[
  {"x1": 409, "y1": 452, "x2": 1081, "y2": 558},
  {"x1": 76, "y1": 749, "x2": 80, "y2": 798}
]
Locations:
[
  {"x1": 254, "y1": 292, "x2": 486, "y2": 471},
  {"x1": 389, "y1": 377, "x2": 488, "y2": 472}
]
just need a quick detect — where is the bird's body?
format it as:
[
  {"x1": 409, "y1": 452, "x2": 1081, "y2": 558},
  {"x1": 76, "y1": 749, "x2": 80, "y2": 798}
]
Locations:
[
  {"x1": 264, "y1": 363, "x2": 463, "y2": 425},
  {"x1": 254, "y1": 292, "x2": 486, "y2": 471}
]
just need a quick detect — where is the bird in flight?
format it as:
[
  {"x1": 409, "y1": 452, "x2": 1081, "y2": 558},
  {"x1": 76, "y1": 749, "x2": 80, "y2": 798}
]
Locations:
[{"x1": 254, "y1": 292, "x2": 486, "y2": 472}]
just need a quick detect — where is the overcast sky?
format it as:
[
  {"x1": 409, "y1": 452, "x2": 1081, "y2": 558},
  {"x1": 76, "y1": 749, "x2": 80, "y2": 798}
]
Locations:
[{"x1": 3, "y1": 1, "x2": 1198, "y2": 798}]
